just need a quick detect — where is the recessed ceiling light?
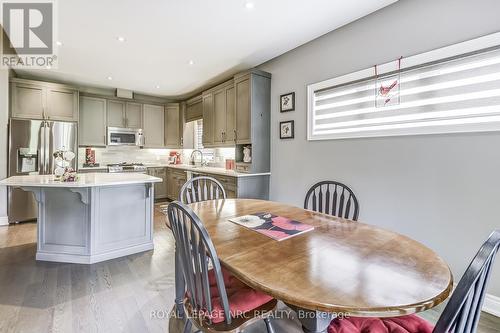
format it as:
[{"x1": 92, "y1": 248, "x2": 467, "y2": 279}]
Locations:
[
  {"x1": 46, "y1": 65, "x2": 51, "y2": 69},
  {"x1": 245, "y1": 1, "x2": 255, "y2": 9},
  {"x1": 155, "y1": 85, "x2": 160, "y2": 89},
  {"x1": 116, "y1": 36, "x2": 126, "y2": 42},
  {"x1": 188, "y1": 60, "x2": 194, "y2": 65},
  {"x1": 55, "y1": 41, "x2": 62, "y2": 46},
  {"x1": 107, "y1": 76, "x2": 113, "y2": 80}
]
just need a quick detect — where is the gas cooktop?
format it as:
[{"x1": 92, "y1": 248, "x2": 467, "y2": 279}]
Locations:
[{"x1": 107, "y1": 162, "x2": 147, "y2": 173}]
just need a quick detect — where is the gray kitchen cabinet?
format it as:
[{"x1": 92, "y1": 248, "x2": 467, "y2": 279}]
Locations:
[
  {"x1": 204, "y1": 80, "x2": 235, "y2": 147},
  {"x1": 126, "y1": 102, "x2": 143, "y2": 128},
  {"x1": 235, "y1": 76, "x2": 251, "y2": 144},
  {"x1": 202, "y1": 92, "x2": 214, "y2": 146},
  {"x1": 79, "y1": 96, "x2": 107, "y2": 146},
  {"x1": 185, "y1": 95, "x2": 203, "y2": 122},
  {"x1": 213, "y1": 87, "x2": 226, "y2": 145},
  {"x1": 107, "y1": 100, "x2": 143, "y2": 128},
  {"x1": 11, "y1": 81, "x2": 45, "y2": 119},
  {"x1": 165, "y1": 103, "x2": 182, "y2": 148},
  {"x1": 143, "y1": 104, "x2": 164, "y2": 148},
  {"x1": 189, "y1": 170, "x2": 269, "y2": 200},
  {"x1": 148, "y1": 167, "x2": 168, "y2": 199},
  {"x1": 107, "y1": 100, "x2": 126, "y2": 127},
  {"x1": 78, "y1": 168, "x2": 108, "y2": 174},
  {"x1": 10, "y1": 78, "x2": 79, "y2": 121},
  {"x1": 233, "y1": 70, "x2": 271, "y2": 174},
  {"x1": 167, "y1": 168, "x2": 187, "y2": 200},
  {"x1": 225, "y1": 85, "x2": 236, "y2": 143},
  {"x1": 155, "y1": 167, "x2": 168, "y2": 199},
  {"x1": 46, "y1": 87, "x2": 79, "y2": 121}
]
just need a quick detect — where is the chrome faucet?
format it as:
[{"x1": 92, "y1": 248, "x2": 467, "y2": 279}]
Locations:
[{"x1": 190, "y1": 149, "x2": 205, "y2": 166}]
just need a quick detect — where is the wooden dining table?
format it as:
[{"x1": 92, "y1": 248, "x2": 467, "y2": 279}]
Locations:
[{"x1": 184, "y1": 198, "x2": 453, "y2": 333}]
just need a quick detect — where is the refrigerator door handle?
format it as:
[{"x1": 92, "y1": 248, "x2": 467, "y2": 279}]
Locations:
[
  {"x1": 39, "y1": 122, "x2": 45, "y2": 174},
  {"x1": 44, "y1": 122, "x2": 50, "y2": 174}
]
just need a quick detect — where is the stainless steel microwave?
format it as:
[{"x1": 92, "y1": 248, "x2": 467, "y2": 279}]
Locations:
[{"x1": 107, "y1": 127, "x2": 145, "y2": 146}]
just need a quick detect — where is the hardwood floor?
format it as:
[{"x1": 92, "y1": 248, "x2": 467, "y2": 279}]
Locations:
[{"x1": 0, "y1": 204, "x2": 498, "y2": 333}]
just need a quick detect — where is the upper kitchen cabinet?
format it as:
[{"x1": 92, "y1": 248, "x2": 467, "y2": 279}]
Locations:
[
  {"x1": 143, "y1": 104, "x2": 165, "y2": 148},
  {"x1": 11, "y1": 81, "x2": 44, "y2": 119},
  {"x1": 106, "y1": 100, "x2": 126, "y2": 127},
  {"x1": 235, "y1": 77, "x2": 251, "y2": 144},
  {"x1": 225, "y1": 85, "x2": 236, "y2": 143},
  {"x1": 10, "y1": 78, "x2": 79, "y2": 122},
  {"x1": 234, "y1": 70, "x2": 271, "y2": 145},
  {"x1": 212, "y1": 80, "x2": 235, "y2": 146},
  {"x1": 126, "y1": 102, "x2": 143, "y2": 128},
  {"x1": 202, "y1": 92, "x2": 214, "y2": 146},
  {"x1": 213, "y1": 87, "x2": 226, "y2": 145},
  {"x1": 185, "y1": 95, "x2": 203, "y2": 123},
  {"x1": 79, "y1": 96, "x2": 107, "y2": 147},
  {"x1": 165, "y1": 103, "x2": 182, "y2": 148},
  {"x1": 106, "y1": 100, "x2": 143, "y2": 128},
  {"x1": 46, "y1": 87, "x2": 79, "y2": 121}
]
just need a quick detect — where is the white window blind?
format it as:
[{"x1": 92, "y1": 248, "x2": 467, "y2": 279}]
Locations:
[
  {"x1": 308, "y1": 37, "x2": 500, "y2": 140},
  {"x1": 195, "y1": 119, "x2": 204, "y2": 149}
]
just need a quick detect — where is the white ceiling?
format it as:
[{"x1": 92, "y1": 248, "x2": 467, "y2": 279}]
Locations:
[{"x1": 15, "y1": 0, "x2": 396, "y2": 98}]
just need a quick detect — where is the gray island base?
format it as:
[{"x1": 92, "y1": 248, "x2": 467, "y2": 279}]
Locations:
[{"x1": 0, "y1": 173, "x2": 162, "y2": 264}]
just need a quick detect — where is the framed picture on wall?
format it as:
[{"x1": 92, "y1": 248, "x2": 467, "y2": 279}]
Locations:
[
  {"x1": 280, "y1": 120, "x2": 294, "y2": 139},
  {"x1": 280, "y1": 92, "x2": 295, "y2": 112}
]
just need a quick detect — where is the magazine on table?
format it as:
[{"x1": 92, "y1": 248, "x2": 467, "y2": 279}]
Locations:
[{"x1": 228, "y1": 212, "x2": 314, "y2": 241}]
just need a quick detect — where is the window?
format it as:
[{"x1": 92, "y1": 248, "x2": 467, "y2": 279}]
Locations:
[
  {"x1": 194, "y1": 119, "x2": 204, "y2": 149},
  {"x1": 307, "y1": 33, "x2": 500, "y2": 140},
  {"x1": 192, "y1": 119, "x2": 215, "y2": 162}
]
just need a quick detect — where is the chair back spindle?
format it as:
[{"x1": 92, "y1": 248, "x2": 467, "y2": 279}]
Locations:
[
  {"x1": 433, "y1": 230, "x2": 500, "y2": 333},
  {"x1": 304, "y1": 181, "x2": 359, "y2": 220},
  {"x1": 179, "y1": 176, "x2": 227, "y2": 204},
  {"x1": 168, "y1": 201, "x2": 232, "y2": 325}
]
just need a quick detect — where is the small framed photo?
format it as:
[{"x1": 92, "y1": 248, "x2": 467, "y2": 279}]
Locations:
[
  {"x1": 280, "y1": 120, "x2": 294, "y2": 139},
  {"x1": 280, "y1": 92, "x2": 295, "y2": 112}
]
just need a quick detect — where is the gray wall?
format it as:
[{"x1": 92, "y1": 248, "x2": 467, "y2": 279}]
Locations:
[
  {"x1": 259, "y1": 0, "x2": 500, "y2": 298},
  {"x1": 0, "y1": 69, "x2": 8, "y2": 225}
]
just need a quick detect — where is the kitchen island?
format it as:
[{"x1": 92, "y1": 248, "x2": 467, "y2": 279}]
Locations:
[{"x1": 0, "y1": 173, "x2": 162, "y2": 264}]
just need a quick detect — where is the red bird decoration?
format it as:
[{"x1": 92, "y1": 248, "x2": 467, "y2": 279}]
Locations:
[
  {"x1": 375, "y1": 56, "x2": 403, "y2": 106},
  {"x1": 379, "y1": 79, "x2": 398, "y2": 105}
]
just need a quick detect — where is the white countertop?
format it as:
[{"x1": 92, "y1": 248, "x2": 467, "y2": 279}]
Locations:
[
  {"x1": 0, "y1": 173, "x2": 162, "y2": 188},
  {"x1": 77, "y1": 163, "x2": 271, "y2": 177},
  {"x1": 145, "y1": 163, "x2": 271, "y2": 178}
]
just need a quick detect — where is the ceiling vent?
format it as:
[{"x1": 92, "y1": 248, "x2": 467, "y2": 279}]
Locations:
[{"x1": 116, "y1": 88, "x2": 134, "y2": 99}]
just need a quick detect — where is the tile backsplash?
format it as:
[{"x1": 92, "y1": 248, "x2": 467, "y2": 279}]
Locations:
[{"x1": 78, "y1": 146, "x2": 235, "y2": 168}]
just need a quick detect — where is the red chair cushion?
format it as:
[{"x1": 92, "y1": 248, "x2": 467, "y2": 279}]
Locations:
[
  {"x1": 206, "y1": 268, "x2": 274, "y2": 324},
  {"x1": 327, "y1": 315, "x2": 434, "y2": 333}
]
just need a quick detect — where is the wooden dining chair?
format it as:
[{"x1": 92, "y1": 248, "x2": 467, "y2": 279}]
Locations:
[
  {"x1": 172, "y1": 176, "x2": 227, "y2": 320},
  {"x1": 179, "y1": 176, "x2": 226, "y2": 204},
  {"x1": 328, "y1": 229, "x2": 500, "y2": 333},
  {"x1": 304, "y1": 181, "x2": 359, "y2": 220},
  {"x1": 167, "y1": 201, "x2": 277, "y2": 333}
]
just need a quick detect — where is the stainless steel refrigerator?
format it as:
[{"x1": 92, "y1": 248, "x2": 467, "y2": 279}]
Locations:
[{"x1": 8, "y1": 119, "x2": 77, "y2": 223}]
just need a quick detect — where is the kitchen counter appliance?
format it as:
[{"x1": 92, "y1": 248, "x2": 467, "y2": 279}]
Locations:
[
  {"x1": 107, "y1": 162, "x2": 147, "y2": 173},
  {"x1": 107, "y1": 127, "x2": 144, "y2": 147},
  {"x1": 8, "y1": 118, "x2": 77, "y2": 223}
]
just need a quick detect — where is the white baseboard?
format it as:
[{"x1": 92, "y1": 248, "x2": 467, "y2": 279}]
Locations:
[
  {"x1": 451, "y1": 282, "x2": 500, "y2": 318},
  {"x1": 483, "y1": 293, "x2": 500, "y2": 317},
  {"x1": 0, "y1": 216, "x2": 8, "y2": 226},
  {"x1": 36, "y1": 242, "x2": 154, "y2": 264}
]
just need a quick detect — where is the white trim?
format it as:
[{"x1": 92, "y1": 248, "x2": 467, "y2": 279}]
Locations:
[
  {"x1": 307, "y1": 31, "x2": 500, "y2": 141},
  {"x1": 451, "y1": 282, "x2": 500, "y2": 318},
  {"x1": 36, "y1": 242, "x2": 154, "y2": 264},
  {"x1": 0, "y1": 216, "x2": 8, "y2": 226},
  {"x1": 483, "y1": 293, "x2": 500, "y2": 318}
]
